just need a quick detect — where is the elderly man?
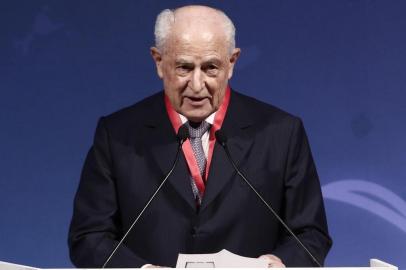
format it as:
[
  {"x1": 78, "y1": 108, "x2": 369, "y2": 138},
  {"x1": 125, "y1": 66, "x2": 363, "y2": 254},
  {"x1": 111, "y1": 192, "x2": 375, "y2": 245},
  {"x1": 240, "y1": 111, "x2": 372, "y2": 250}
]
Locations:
[{"x1": 68, "y1": 5, "x2": 332, "y2": 268}]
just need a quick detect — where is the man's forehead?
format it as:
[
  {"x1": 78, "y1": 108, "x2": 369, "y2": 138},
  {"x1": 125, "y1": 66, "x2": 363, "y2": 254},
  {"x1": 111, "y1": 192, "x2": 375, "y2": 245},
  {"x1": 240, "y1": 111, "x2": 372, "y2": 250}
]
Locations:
[
  {"x1": 166, "y1": 31, "x2": 229, "y2": 56},
  {"x1": 170, "y1": 25, "x2": 226, "y2": 44},
  {"x1": 171, "y1": 38, "x2": 227, "y2": 56},
  {"x1": 174, "y1": 31, "x2": 217, "y2": 44}
]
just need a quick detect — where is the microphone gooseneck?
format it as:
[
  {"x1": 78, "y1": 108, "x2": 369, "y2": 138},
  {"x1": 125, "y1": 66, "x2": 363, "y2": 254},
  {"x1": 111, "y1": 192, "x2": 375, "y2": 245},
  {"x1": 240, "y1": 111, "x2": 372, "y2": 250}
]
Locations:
[
  {"x1": 214, "y1": 130, "x2": 322, "y2": 267},
  {"x1": 101, "y1": 124, "x2": 189, "y2": 268},
  {"x1": 177, "y1": 124, "x2": 190, "y2": 143}
]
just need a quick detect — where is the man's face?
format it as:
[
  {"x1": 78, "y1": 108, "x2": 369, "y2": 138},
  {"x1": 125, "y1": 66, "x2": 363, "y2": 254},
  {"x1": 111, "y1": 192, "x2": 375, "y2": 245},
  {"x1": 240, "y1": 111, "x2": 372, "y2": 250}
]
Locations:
[{"x1": 152, "y1": 26, "x2": 240, "y2": 122}]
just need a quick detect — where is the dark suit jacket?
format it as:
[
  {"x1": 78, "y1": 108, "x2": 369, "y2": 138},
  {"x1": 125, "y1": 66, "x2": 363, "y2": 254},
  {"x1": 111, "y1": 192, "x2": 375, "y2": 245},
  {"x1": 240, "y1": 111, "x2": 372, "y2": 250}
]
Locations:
[{"x1": 68, "y1": 90, "x2": 332, "y2": 268}]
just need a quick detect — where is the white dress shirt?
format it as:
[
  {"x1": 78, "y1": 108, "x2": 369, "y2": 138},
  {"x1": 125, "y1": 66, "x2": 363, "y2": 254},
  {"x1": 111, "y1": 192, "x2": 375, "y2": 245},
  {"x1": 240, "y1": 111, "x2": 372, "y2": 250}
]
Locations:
[{"x1": 179, "y1": 112, "x2": 216, "y2": 159}]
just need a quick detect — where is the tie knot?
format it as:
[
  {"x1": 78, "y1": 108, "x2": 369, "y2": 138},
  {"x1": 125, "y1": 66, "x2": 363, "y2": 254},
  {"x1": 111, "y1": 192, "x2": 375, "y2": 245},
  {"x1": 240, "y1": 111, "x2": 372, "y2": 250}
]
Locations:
[{"x1": 187, "y1": 121, "x2": 211, "y2": 138}]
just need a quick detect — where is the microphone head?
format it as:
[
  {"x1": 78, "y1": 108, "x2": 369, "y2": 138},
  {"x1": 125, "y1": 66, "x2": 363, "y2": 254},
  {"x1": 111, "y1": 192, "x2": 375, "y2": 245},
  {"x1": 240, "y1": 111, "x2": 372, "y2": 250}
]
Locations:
[
  {"x1": 177, "y1": 124, "x2": 190, "y2": 143},
  {"x1": 215, "y1": 129, "x2": 227, "y2": 147}
]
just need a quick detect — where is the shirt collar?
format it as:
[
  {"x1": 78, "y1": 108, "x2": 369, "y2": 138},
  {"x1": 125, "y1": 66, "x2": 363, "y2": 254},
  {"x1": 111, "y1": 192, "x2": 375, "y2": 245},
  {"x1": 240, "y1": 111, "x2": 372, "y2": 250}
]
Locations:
[{"x1": 179, "y1": 112, "x2": 216, "y2": 125}]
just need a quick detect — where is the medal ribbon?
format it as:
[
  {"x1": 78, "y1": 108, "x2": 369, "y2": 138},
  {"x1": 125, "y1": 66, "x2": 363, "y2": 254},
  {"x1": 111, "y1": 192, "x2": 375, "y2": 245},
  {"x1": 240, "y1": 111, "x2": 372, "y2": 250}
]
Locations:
[{"x1": 165, "y1": 86, "x2": 230, "y2": 195}]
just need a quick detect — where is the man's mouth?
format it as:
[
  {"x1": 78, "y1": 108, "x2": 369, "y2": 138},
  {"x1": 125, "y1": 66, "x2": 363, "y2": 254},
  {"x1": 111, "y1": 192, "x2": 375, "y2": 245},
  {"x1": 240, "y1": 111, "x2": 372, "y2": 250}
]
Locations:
[
  {"x1": 183, "y1": 96, "x2": 208, "y2": 106},
  {"x1": 187, "y1": 96, "x2": 205, "y2": 101}
]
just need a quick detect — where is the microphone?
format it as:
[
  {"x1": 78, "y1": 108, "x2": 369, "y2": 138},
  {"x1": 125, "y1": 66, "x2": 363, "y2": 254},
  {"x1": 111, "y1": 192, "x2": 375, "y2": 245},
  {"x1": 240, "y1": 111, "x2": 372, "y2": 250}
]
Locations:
[
  {"x1": 101, "y1": 124, "x2": 189, "y2": 268},
  {"x1": 215, "y1": 130, "x2": 322, "y2": 267}
]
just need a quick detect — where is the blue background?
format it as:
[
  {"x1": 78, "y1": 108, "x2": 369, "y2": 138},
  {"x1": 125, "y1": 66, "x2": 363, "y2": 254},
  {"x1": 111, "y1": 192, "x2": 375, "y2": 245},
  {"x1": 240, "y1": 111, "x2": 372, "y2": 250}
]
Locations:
[{"x1": 1, "y1": 1, "x2": 405, "y2": 269}]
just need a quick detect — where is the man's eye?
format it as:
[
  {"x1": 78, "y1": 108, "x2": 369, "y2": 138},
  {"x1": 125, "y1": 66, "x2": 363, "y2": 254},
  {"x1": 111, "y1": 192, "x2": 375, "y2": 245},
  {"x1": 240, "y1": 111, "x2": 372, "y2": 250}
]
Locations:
[
  {"x1": 204, "y1": 65, "x2": 219, "y2": 75},
  {"x1": 177, "y1": 65, "x2": 192, "y2": 71}
]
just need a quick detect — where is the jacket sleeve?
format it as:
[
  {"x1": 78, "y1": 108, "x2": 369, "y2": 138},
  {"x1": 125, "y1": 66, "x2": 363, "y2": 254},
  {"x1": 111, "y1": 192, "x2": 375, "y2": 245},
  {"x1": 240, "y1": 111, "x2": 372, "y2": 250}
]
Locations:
[
  {"x1": 68, "y1": 117, "x2": 148, "y2": 268},
  {"x1": 271, "y1": 118, "x2": 332, "y2": 266}
]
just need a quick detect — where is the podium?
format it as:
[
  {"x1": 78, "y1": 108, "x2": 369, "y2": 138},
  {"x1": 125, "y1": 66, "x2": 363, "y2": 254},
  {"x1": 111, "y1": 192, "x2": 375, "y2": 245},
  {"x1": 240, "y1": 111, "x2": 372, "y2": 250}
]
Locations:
[{"x1": 0, "y1": 259, "x2": 398, "y2": 270}]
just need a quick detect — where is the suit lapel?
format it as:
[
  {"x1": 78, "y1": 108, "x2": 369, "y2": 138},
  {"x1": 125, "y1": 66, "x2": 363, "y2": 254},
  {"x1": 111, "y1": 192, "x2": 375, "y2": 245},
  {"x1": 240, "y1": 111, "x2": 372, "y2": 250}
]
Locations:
[
  {"x1": 145, "y1": 94, "x2": 196, "y2": 211},
  {"x1": 200, "y1": 91, "x2": 255, "y2": 212}
]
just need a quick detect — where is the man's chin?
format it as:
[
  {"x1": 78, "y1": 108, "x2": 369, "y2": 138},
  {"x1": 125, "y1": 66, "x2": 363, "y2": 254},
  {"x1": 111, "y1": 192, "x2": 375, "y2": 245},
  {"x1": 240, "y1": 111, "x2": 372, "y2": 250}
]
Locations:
[{"x1": 183, "y1": 112, "x2": 211, "y2": 123}]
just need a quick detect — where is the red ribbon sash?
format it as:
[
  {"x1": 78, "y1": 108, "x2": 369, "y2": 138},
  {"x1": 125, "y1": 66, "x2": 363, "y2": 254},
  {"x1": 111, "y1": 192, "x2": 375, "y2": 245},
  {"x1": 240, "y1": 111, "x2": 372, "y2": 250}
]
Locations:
[{"x1": 165, "y1": 86, "x2": 231, "y2": 195}]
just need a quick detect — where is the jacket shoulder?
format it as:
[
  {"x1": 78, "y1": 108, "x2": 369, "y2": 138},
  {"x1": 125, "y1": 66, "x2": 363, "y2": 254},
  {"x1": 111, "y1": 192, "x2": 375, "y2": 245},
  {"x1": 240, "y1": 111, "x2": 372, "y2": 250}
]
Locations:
[
  {"x1": 105, "y1": 91, "x2": 164, "y2": 122},
  {"x1": 231, "y1": 90, "x2": 300, "y2": 125},
  {"x1": 93, "y1": 91, "x2": 166, "y2": 143}
]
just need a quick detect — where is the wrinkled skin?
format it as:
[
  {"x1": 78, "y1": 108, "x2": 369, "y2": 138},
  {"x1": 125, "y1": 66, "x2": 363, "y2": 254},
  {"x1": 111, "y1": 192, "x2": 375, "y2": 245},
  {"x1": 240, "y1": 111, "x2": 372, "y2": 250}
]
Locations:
[{"x1": 151, "y1": 6, "x2": 240, "y2": 122}]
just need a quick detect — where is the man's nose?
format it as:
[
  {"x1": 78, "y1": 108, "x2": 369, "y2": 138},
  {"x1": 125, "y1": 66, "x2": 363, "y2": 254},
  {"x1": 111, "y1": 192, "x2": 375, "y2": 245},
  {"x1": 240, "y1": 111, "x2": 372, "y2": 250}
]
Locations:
[{"x1": 189, "y1": 69, "x2": 204, "y2": 92}]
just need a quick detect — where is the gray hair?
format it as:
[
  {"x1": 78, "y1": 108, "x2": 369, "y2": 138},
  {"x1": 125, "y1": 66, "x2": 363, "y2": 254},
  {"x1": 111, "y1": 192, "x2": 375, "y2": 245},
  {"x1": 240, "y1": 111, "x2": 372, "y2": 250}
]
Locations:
[{"x1": 154, "y1": 8, "x2": 236, "y2": 54}]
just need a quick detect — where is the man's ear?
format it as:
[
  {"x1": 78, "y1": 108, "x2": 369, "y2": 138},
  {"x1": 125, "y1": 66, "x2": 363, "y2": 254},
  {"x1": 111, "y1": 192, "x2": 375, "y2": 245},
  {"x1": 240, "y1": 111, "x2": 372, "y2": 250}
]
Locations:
[
  {"x1": 150, "y1": 47, "x2": 164, "y2": 78},
  {"x1": 227, "y1": 48, "x2": 241, "y2": 79}
]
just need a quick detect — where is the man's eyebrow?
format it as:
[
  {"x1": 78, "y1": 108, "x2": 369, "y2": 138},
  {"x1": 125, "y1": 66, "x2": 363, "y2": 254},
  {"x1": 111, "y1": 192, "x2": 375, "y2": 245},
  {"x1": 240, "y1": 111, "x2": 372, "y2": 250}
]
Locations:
[
  {"x1": 175, "y1": 58, "x2": 192, "y2": 64},
  {"x1": 203, "y1": 58, "x2": 222, "y2": 65},
  {"x1": 175, "y1": 59, "x2": 193, "y2": 66},
  {"x1": 174, "y1": 57, "x2": 222, "y2": 65}
]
